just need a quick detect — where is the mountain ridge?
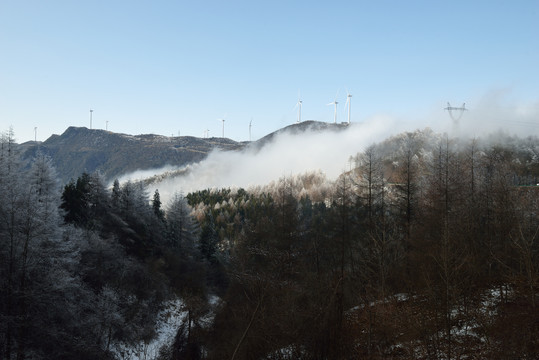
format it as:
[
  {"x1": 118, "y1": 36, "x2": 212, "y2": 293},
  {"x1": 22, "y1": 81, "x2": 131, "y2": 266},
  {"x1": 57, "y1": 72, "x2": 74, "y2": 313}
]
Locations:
[
  {"x1": 20, "y1": 126, "x2": 247, "y2": 183},
  {"x1": 20, "y1": 121, "x2": 346, "y2": 184}
]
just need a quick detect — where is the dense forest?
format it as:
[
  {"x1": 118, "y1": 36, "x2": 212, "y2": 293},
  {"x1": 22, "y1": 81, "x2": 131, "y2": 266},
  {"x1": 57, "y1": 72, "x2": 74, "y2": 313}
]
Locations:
[{"x1": 1, "y1": 127, "x2": 539, "y2": 359}]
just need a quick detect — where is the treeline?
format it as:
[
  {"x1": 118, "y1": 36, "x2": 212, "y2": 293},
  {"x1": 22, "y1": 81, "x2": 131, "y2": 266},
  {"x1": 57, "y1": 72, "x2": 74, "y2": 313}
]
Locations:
[{"x1": 186, "y1": 130, "x2": 539, "y2": 359}]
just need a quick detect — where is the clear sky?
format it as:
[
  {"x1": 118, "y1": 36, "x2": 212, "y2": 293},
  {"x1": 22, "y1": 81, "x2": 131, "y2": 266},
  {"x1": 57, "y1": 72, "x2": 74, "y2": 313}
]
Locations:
[{"x1": 1, "y1": 0, "x2": 538, "y2": 143}]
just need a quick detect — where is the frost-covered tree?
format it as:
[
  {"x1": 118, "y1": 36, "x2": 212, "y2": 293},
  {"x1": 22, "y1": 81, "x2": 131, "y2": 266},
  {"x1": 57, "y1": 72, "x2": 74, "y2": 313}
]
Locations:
[
  {"x1": 0, "y1": 138, "x2": 79, "y2": 359},
  {"x1": 16, "y1": 152, "x2": 63, "y2": 348},
  {"x1": 0, "y1": 127, "x2": 25, "y2": 359},
  {"x1": 166, "y1": 192, "x2": 197, "y2": 251},
  {"x1": 120, "y1": 180, "x2": 151, "y2": 222},
  {"x1": 28, "y1": 152, "x2": 61, "y2": 229}
]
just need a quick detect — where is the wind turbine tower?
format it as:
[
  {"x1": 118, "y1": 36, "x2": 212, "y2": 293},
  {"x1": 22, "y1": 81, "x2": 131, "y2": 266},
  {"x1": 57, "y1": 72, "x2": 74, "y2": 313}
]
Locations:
[
  {"x1": 327, "y1": 99, "x2": 338, "y2": 124},
  {"x1": 249, "y1": 119, "x2": 252, "y2": 141},
  {"x1": 34, "y1": 127, "x2": 37, "y2": 142},
  {"x1": 219, "y1": 118, "x2": 225, "y2": 138},
  {"x1": 89, "y1": 109, "x2": 93, "y2": 129},
  {"x1": 294, "y1": 97, "x2": 302, "y2": 123},
  {"x1": 345, "y1": 93, "x2": 352, "y2": 124}
]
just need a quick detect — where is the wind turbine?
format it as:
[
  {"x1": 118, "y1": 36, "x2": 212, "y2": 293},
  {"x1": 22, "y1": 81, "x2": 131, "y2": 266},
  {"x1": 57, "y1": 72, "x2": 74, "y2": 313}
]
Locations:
[
  {"x1": 344, "y1": 92, "x2": 352, "y2": 124},
  {"x1": 249, "y1": 118, "x2": 252, "y2": 141},
  {"x1": 293, "y1": 93, "x2": 302, "y2": 123},
  {"x1": 218, "y1": 117, "x2": 226, "y2": 138},
  {"x1": 327, "y1": 91, "x2": 339, "y2": 124},
  {"x1": 34, "y1": 127, "x2": 37, "y2": 142},
  {"x1": 89, "y1": 109, "x2": 93, "y2": 129}
]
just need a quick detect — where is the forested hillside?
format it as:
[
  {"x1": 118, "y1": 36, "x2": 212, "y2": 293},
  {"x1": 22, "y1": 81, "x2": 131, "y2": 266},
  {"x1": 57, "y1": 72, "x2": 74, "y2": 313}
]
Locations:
[{"x1": 2, "y1": 127, "x2": 539, "y2": 359}]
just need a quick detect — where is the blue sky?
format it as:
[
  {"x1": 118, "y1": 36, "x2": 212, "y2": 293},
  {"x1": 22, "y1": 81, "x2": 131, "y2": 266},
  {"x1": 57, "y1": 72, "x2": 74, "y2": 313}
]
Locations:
[{"x1": 1, "y1": 0, "x2": 538, "y2": 143}]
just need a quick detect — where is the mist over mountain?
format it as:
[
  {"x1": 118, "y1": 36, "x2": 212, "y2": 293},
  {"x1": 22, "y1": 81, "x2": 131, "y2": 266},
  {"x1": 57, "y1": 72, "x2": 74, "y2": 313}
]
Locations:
[
  {"x1": 18, "y1": 120, "x2": 384, "y2": 190},
  {"x1": 17, "y1": 91, "x2": 539, "y2": 199},
  {"x1": 115, "y1": 118, "x2": 398, "y2": 202}
]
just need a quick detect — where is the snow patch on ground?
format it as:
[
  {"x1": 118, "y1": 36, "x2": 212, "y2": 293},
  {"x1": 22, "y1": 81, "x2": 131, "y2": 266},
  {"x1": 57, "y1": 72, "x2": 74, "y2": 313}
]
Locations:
[
  {"x1": 111, "y1": 298, "x2": 186, "y2": 360},
  {"x1": 110, "y1": 294, "x2": 222, "y2": 360}
]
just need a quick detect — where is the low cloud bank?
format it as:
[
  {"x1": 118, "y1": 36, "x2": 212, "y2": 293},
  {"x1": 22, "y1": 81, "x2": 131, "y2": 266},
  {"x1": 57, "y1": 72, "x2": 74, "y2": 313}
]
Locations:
[
  {"x1": 118, "y1": 92, "x2": 538, "y2": 204},
  {"x1": 423, "y1": 90, "x2": 539, "y2": 139},
  {"x1": 145, "y1": 115, "x2": 398, "y2": 203}
]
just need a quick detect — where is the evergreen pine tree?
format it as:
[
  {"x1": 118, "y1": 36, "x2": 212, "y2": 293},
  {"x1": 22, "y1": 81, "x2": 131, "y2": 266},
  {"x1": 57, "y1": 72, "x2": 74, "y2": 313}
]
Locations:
[{"x1": 152, "y1": 189, "x2": 165, "y2": 221}]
